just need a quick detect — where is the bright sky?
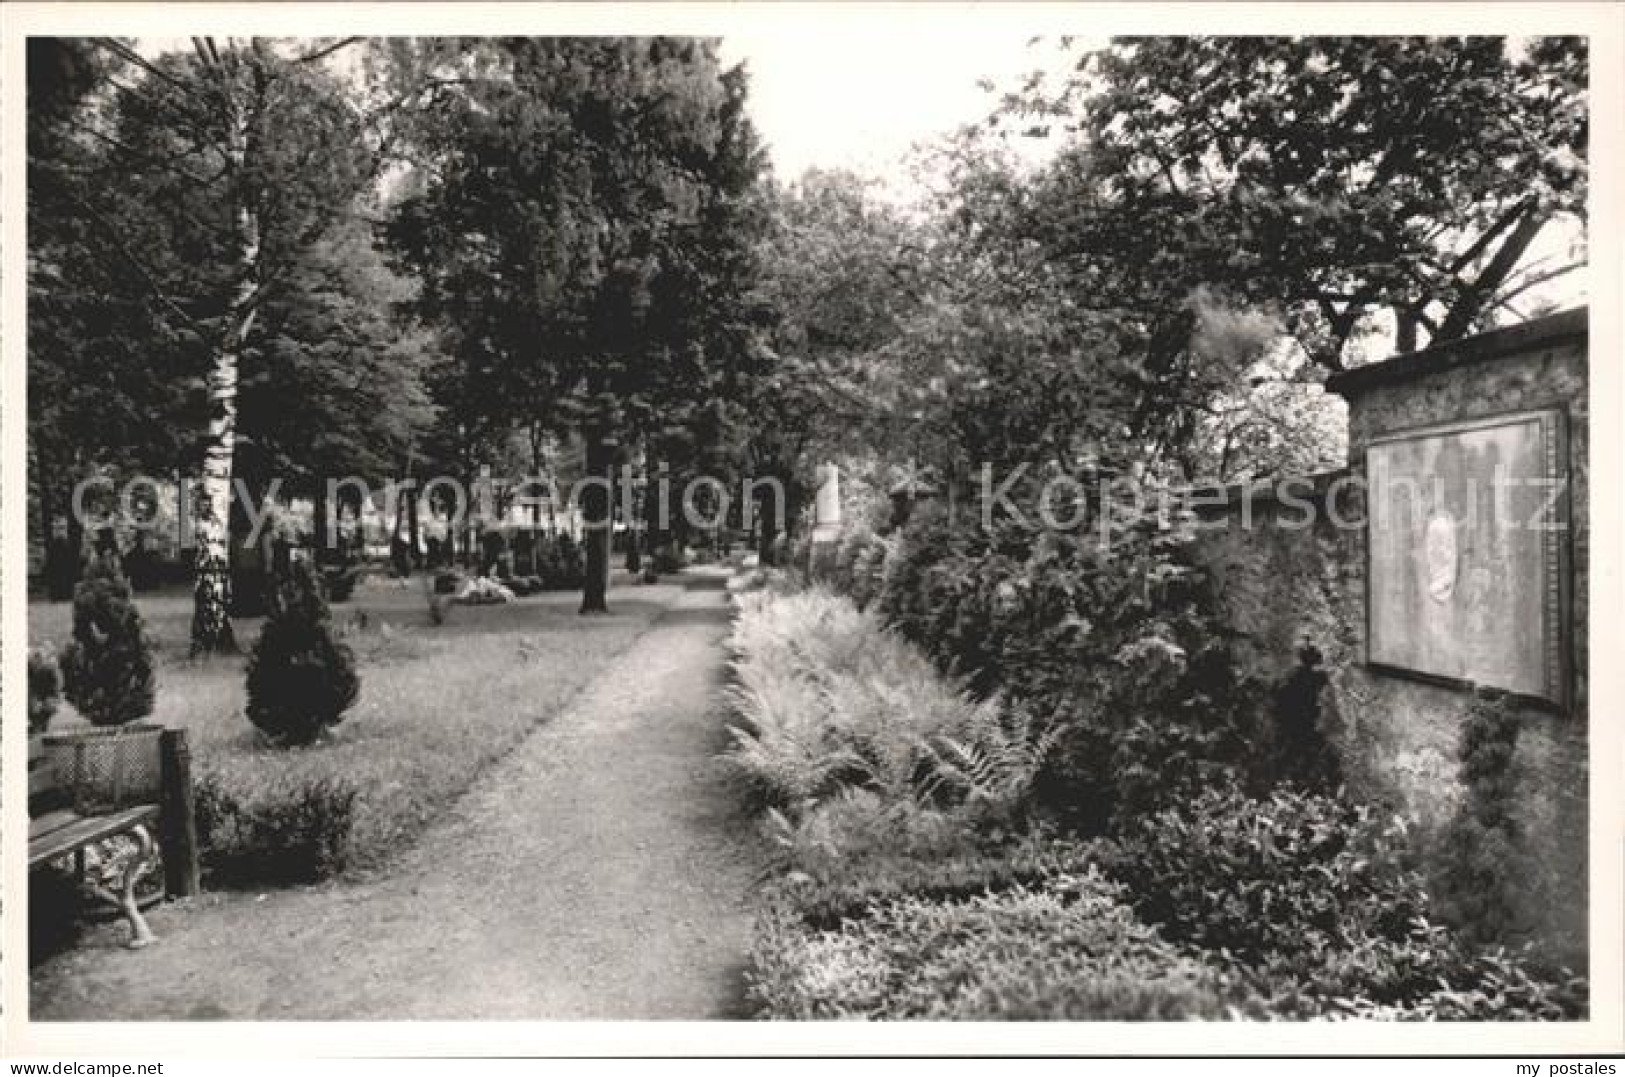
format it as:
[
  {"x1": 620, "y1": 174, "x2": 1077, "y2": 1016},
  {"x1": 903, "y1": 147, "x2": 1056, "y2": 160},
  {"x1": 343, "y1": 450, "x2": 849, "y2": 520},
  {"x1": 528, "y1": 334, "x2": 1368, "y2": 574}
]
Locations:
[{"x1": 716, "y1": 30, "x2": 1076, "y2": 186}]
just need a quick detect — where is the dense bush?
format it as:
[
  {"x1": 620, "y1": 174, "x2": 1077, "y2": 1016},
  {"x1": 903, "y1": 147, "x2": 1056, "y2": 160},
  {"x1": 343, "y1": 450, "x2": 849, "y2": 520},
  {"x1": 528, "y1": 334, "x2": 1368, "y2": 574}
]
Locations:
[
  {"x1": 29, "y1": 646, "x2": 62, "y2": 734},
  {"x1": 194, "y1": 769, "x2": 359, "y2": 886},
  {"x1": 858, "y1": 488, "x2": 1271, "y2": 834},
  {"x1": 322, "y1": 565, "x2": 360, "y2": 604},
  {"x1": 1100, "y1": 785, "x2": 1586, "y2": 1018},
  {"x1": 750, "y1": 867, "x2": 1250, "y2": 1020},
  {"x1": 535, "y1": 532, "x2": 586, "y2": 589},
  {"x1": 245, "y1": 561, "x2": 360, "y2": 747},
  {"x1": 1103, "y1": 787, "x2": 1427, "y2": 967},
  {"x1": 649, "y1": 542, "x2": 687, "y2": 576},
  {"x1": 59, "y1": 556, "x2": 156, "y2": 727},
  {"x1": 479, "y1": 528, "x2": 508, "y2": 575},
  {"x1": 823, "y1": 527, "x2": 893, "y2": 610}
]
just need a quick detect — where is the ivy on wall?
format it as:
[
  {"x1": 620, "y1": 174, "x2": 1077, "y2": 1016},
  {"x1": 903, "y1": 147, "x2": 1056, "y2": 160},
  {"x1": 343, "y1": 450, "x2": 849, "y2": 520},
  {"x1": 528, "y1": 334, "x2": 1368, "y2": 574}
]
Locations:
[{"x1": 1432, "y1": 688, "x2": 1527, "y2": 947}]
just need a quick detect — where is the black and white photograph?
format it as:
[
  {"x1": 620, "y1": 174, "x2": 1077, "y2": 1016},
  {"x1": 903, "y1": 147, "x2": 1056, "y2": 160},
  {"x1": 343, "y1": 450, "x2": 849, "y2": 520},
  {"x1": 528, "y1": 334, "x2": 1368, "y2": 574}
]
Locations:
[{"x1": 2, "y1": 0, "x2": 1621, "y2": 1059}]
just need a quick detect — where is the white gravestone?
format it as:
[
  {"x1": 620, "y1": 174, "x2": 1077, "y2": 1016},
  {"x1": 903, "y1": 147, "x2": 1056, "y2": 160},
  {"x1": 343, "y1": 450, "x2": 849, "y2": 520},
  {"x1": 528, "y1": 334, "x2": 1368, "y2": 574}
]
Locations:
[{"x1": 811, "y1": 463, "x2": 842, "y2": 545}]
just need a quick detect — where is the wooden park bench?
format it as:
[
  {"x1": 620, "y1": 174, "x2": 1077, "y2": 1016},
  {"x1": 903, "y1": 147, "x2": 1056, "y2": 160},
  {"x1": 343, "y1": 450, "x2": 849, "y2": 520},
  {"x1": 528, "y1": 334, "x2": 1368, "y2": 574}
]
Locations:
[{"x1": 29, "y1": 728, "x2": 200, "y2": 949}]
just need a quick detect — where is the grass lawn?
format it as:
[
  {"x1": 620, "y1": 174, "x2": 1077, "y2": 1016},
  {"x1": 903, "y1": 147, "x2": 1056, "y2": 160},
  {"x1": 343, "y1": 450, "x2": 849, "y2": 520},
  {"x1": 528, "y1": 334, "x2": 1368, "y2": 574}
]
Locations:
[{"x1": 30, "y1": 571, "x2": 686, "y2": 879}]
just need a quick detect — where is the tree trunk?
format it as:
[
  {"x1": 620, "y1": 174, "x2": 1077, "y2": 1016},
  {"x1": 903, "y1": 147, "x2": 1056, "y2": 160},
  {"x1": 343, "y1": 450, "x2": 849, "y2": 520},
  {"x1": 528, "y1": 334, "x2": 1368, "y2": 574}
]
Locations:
[
  {"x1": 579, "y1": 434, "x2": 614, "y2": 614},
  {"x1": 756, "y1": 492, "x2": 777, "y2": 566},
  {"x1": 45, "y1": 481, "x2": 84, "y2": 600},
  {"x1": 311, "y1": 482, "x2": 331, "y2": 560},
  {"x1": 624, "y1": 465, "x2": 642, "y2": 574},
  {"x1": 190, "y1": 337, "x2": 243, "y2": 655},
  {"x1": 191, "y1": 237, "x2": 257, "y2": 654},
  {"x1": 643, "y1": 459, "x2": 667, "y2": 567},
  {"x1": 190, "y1": 48, "x2": 261, "y2": 657},
  {"x1": 406, "y1": 482, "x2": 422, "y2": 571}
]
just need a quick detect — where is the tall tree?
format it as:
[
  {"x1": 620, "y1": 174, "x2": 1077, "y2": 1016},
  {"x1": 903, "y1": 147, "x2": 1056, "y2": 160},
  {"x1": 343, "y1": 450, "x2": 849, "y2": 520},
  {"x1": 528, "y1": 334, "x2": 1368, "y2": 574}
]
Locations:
[
  {"x1": 389, "y1": 37, "x2": 771, "y2": 612},
  {"x1": 27, "y1": 39, "x2": 198, "y2": 595},
  {"x1": 743, "y1": 169, "x2": 937, "y2": 556},
  {"x1": 1007, "y1": 36, "x2": 1587, "y2": 365},
  {"x1": 988, "y1": 35, "x2": 1587, "y2": 477},
  {"x1": 36, "y1": 40, "x2": 377, "y2": 650}
]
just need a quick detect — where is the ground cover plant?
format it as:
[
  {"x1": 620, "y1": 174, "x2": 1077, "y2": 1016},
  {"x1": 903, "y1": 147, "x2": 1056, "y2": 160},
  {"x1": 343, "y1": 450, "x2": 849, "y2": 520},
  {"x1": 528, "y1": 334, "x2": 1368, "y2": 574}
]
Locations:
[
  {"x1": 30, "y1": 575, "x2": 687, "y2": 885},
  {"x1": 751, "y1": 867, "x2": 1253, "y2": 1021}
]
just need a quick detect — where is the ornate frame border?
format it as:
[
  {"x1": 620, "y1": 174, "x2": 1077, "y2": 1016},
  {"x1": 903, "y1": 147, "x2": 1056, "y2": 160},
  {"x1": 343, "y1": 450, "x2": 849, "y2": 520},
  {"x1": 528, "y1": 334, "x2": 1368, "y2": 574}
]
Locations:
[{"x1": 1363, "y1": 407, "x2": 1570, "y2": 712}]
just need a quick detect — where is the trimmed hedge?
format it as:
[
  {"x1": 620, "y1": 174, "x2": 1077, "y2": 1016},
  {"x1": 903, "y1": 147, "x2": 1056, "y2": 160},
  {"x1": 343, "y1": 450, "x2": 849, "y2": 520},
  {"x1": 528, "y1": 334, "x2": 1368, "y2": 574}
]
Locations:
[{"x1": 194, "y1": 769, "x2": 358, "y2": 887}]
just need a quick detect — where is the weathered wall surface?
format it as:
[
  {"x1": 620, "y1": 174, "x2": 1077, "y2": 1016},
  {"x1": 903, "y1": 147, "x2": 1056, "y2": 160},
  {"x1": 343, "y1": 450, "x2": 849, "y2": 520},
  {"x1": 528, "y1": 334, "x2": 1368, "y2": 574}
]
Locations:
[{"x1": 1190, "y1": 312, "x2": 1589, "y2": 971}]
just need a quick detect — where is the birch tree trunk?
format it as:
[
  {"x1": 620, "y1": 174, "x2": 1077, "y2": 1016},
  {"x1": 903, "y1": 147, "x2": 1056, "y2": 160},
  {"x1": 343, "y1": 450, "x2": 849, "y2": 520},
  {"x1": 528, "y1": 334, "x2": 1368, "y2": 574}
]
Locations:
[
  {"x1": 190, "y1": 51, "x2": 262, "y2": 655},
  {"x1": 189, "y1": 205, "x2": 259, "y2": 654}
]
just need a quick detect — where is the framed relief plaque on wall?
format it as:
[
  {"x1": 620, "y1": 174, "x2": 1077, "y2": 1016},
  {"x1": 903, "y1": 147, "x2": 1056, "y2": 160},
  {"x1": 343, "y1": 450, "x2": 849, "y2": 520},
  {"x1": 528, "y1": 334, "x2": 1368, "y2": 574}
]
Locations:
[{"x1": 1365, "y1": 409, "x2": 1569, "y2": 708}]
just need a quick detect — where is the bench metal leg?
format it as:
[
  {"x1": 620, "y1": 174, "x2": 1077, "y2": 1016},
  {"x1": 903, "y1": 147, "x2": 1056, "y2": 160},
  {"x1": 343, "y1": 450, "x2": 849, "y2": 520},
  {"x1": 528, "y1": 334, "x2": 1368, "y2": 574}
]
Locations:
[{"x1": 86, "y1": 824, "x2": 159, "y2": 949}]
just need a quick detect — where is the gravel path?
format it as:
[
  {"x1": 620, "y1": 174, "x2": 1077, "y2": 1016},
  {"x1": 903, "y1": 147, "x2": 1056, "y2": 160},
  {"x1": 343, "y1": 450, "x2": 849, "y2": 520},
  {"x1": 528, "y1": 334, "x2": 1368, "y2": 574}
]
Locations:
[{"x1": 32, "y1": 571, "x2": 765, "y2": 1020}]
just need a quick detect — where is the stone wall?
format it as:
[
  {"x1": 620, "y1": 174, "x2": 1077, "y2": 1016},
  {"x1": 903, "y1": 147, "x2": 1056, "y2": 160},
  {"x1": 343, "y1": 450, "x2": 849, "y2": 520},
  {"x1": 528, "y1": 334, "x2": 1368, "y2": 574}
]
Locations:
[{"x1": 1188, "y1": 309, "x2": 1589, "y2": 971}]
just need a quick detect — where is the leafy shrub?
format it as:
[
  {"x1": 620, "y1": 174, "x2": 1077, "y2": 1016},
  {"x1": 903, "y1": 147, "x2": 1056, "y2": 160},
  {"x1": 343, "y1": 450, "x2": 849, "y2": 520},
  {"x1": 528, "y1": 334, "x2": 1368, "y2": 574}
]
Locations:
[
  {"x1": 479, "y1": 528, "x2": 508, "y2": 575},
  {"x1": 1242, "y1": 931, "x2": 1587, "y2": 1021},
  {"x1": 1102, "y1": 786, "x2": 1427, "y2": 969},
  {"x1": 826, "y1": 527, "x2": 894, "y2": 610},
  {"x1": 320, "y1": 565, "x2": 359, "y2": 607},
  {"x1": 749, "y1": 867, "x2": 1250, "y2": 1020},
  {"x1": 506, "y1": 574, "x2": 546, "y2": 597},
  {"x1": 1100, "y1": 785, "x2": 1587, "y2": 1018},
  {"x1": 536, "y1": 532, "x2": 586, "y2": 589},
  {"x1": 29, "y1": 646, "x2": 62, "y2": 734},
  {"x1": 1033, "y1": 627, "x2": 1267, "y2": 833},
  {"x1": 510, "y1": 529, "x2": 538, "y2": 576},
  {"x1": 245, "y1": 561, "x2": 360, "y2": 747},
  {"x1": 58, "y1": 555, "x2": 156, "y2": 727},
  {"x1": 1403, "y1": 947, "x2": 1588, "y2": 1021},
  {"x1": 194, "y1": 769, "x2": 359, "y2": 886},
  {"x1": 868, "y1": 485, "x2": 1274, "y2": 835},
  {"x1": 650, "y1": 542, "x2": 686, "y2": 576}
]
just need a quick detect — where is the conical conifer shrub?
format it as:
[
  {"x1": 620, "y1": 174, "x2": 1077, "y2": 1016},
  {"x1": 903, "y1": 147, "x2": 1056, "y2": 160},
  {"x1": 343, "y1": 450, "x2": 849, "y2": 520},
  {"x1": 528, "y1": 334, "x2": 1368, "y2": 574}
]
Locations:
[
  {"x1": 246, "y1": 560, "x2": 360, "y2": 747},
  {"x1": 59, "y1": 555, "x2": 156, "y2": 727}
]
